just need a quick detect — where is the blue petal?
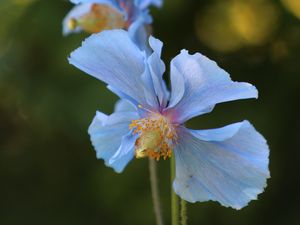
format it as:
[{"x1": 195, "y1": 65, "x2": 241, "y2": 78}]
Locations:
[
  {"x1": 88, "y1": 110, "x2": 139, "y2": 173},
  {"x1": 134, "y1": 0, "x2": 163, "y2": 9},
  {"x1": 62, "y1": 3, "x2": 93, "y2": 36},
  {"x1": 128, "y1": 16, "x2": 152, "y2": 54},
  {"x1": 114, "y1": 99, "x2": 137, "y2": 112},
  {"x1": 69, "y1": 30, "x2": 159, "y2": 109},
  {"x1": 173, "y1": 121, "x2": 270, "y2": 209},
  {"x1": 147, "y1": 36, "x2": 169, "y2": 108},
  {"x1": 165, "y1": 50, "x2": 258, "y2": 123},
  {"x1": 149, "y1": 36, "x2": 163, "y2": 56},
  {"x1": 109, "y1": 132, "x2": 138, "y2": 173}
]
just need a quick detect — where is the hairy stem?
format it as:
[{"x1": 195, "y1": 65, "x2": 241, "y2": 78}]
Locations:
[
  {"x1": 171, "y1": 155, "x2": 179, "y2": 225},
  {"x1": 149, "y1": 158, "x2": 164, "y2": 225},
  {"x1": 180, "y1": 199, "x2": 187, "y2": 225}
]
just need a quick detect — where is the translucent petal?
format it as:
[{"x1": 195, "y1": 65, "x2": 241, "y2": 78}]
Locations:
[
  {"x1": 114, "y1": 99, "x2": 136, "y2": 112},
  {"x1": 173, "y1": 121, "x2": 270, "y2": 209},
  {"x1": 149, "y1": 35, "x2": 163, "y2": 57},
  {"x1": 69, "y1": 30, "x2": 158, "y2": 108},
  {"x1": 128, "y1": 17, "x2": 151, "y2": 54},
  {"x1": 147, "y1": 36, "x2": 169, "y2": 108},
  {"x1": 88, "y1": 110, "x2": 139, "y2": 173},
  {"x1": 126, "y1": 22, "x2": 159, "y2": 108},
  {"x1": 165, "y1": 50, "x2": 258, "y2": 123},
  {"x1": 109, "y1": 132, "x2": 138, "y2": 173},
  {"x1": 134, "y1": 0, "x2": 163, "y2": 9},
  {"x1": 107, "y1": 85, "x2": 139, "y2": 106}
]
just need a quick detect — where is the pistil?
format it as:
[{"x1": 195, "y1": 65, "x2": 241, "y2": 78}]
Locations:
[{"x1": 129, "y1": 113, "x2": 178, "y2": 161}]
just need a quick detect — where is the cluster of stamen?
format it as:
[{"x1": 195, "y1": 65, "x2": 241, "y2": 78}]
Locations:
[
  {"x1": 68, "y1": 4, "x2": 126, "y2": 33},
  {"x1": 129, "y1": 113, "x2": 178, "y2": 161}
]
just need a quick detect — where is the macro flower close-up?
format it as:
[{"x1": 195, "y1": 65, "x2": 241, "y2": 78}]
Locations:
[
  {"x1": 3, "y1": 0, "x2": 300, "y2": 224},
  {"x1": 69, "y1": 29, "x2": 270, "y2": 210}
]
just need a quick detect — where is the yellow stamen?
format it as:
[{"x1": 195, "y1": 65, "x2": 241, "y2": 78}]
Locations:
[
  {"x1": 129, "y1": 113, "x2": 178, "y2": 161},
  {"x1": 78, "y1": 3, "x2": 126, "y2": 33}
]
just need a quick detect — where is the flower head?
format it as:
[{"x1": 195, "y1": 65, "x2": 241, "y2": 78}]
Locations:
[
  {"x1": 130, "y1": 112, "x2": 178, "y2": 160},
  {"x1": 69, "y1": 30, "x2": 270, "y2": 210},
  {"x1": 63, "y1": 0, "x2": 162, "y2": 51}
]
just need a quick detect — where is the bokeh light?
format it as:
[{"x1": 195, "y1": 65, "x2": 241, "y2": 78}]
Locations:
[
  {"x1": 195, "y1": 1, "x2": 244, "y2": 53},
  {"x1": 196, "y1": 0, "x2": 279, "y2": 52},
  {"x1": 281, "y1": 0, "x2": 300, "y2": 19},
  {"x1": 229, "y1": 0, "x2": 279, "y2": 46}
]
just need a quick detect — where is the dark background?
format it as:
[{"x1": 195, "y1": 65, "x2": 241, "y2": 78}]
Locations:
[{"x1": 0, "y1": 0, "x2": 299, "y2": 224}]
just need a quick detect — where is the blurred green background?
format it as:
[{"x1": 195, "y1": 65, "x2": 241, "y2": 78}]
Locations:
[{"x1": 1, "y1": 0, "x2": 299, "y2": 224}]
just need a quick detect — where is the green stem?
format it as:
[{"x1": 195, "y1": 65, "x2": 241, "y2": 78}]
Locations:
[
  {"x1": 149, "y1": 158, "x2": 164, "y2": 225},
  {"x1": 171, "y1": 155, "x2": 179, "y2": 225},
  {"x1": 180, "y1": 199, "x2": 187, "y2": 225}
]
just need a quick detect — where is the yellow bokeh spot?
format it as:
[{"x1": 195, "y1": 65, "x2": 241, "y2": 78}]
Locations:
[
  {"x1": 195, "y1": 0, "x2": 279, "y2": 52},
  {"x1": 230, "y1": 0, "x2": 279, "y2": 46},
  {"x1": 196, "y1": 1, "x2": 243, "y2": 53},
  {"x1": 281, "y1": 0, "x2": 300, "y2": 19}
]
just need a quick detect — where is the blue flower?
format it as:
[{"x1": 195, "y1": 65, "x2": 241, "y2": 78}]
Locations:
[
  {"x1": 69, "y1": 30, "x2": 270, "y2": 210},
  {"x1": 70, "y1": 0, "x2": 163, "y2": 10},
  {"x1": 63, "y1": 0, "x2": 162, "y2": 51}
]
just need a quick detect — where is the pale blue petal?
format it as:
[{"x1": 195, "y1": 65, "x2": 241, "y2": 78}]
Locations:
[
  {"x1": 107, "y1": 85, "x2": 139, "y2": 106},
  {"x1": 128, "y1": 16, "x2": 151, "y2": 55},
  {"x1": 147, "y1": 36, "x2": 169, "y2": 108},
  {"x1": 140, "y1": 64, "x2": 159, "y2": 109},
  {"x1": 165, "y1": 50, "x2": 258, "y2": 123},
  {"x1": 173, "y1": 121, "x2": 270, "y2": 209},
  {"x1": 149, "y1": 36, "x2": 163, "y2": 56},
  {"x1": 107, "y1": 85, "x2": 154, "y2": 117},
  {"x1": 134, "y1": 0, "x2": 163, "y2": 9},
  {"x1": 191, "y1": 122, "x2": 248, "y2": 142},
  {"x1": 88, "y1": 110, "x2": 139, "y2": 172},
  {"x1": 167, "y1": 61, "x2": 185, "y2": 111},
  {"x1": 114, "y1": 99, "x2": 136, "y2": 112},
  {"x1": 109, "y1": 132, "x2": 138, "y2": 173},
  {"x1": 62, "y1": 3, "x2": 93, "y2": 36},
  {"x1": 130, "y1": 33, "x2": 159, "y2": 109},
  {"x1": 69, "y1": 30, "x2": 159, "y2": 108}
]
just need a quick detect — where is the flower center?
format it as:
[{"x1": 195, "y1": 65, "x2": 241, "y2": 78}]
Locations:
[
  {"x1": 68, "y1": 4, "x2": 126, "y2": 33},
  {"x1": 129, "y1": 113, "x2": 178, "y2": 161}
]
